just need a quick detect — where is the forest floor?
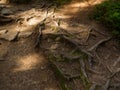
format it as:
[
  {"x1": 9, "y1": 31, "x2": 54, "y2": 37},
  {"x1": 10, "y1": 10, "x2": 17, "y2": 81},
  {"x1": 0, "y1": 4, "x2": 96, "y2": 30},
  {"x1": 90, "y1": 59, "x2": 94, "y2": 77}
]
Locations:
[{"x1": 0, "y1": 0, "x2": 120, "y2": 90}]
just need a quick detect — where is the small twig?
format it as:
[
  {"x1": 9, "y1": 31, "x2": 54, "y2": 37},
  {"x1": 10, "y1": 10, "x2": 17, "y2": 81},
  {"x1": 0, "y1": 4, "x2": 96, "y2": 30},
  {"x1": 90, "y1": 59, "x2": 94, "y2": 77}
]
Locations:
[
  {"x1": 79, "y1": 59, "x2": 88, "y2": 78},
  {"x1": 34, "y1": 26, "x2": 42, "y2": 48},
  {"x1": 87, "y1": 68, "x2": 103, "y2": 75},
  {"x1": 95, "y1": 52, "x2": 113, "y2": 73},
  {"x1": 103, "y1": 68, "x2": 120, "y2": 90},
  {"x1": 113, "y1": 56, "x2": 120, "y2": 67},
  {"x1": 89, "y1": 83, "x2": 97, "y2": 90},
  {"x1": 109, "y1": 68, "x2": 120, "y2": 79},
  {"x1": 73, "y1": 79, "x2": 78, "y2": 90},
  {"x1": 103, "y1": 79, "x2": 111, "y2": 90},
  {"x1": 92, "y1": 28, "x2": 108, "y2": 36},
  {"x1": 88, "y1": 37, "x2": 111, "y2": 51},
  {"x1": 85, "y1": 27, "x2": 92, "y2": 42}
]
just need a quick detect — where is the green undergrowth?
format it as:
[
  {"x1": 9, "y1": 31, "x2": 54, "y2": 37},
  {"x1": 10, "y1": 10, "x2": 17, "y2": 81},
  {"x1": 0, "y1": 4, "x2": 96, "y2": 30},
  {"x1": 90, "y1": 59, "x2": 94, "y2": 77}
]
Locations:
[{"x1": 92, "y1": 0, "x2": 120, "y2": 37}]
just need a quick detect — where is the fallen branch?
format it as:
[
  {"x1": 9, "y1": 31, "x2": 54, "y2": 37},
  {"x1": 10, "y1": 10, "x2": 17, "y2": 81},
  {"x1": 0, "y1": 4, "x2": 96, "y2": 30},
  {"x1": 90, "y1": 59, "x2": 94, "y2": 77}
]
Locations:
[{"x1": 88, "y1": 37, "x2": 111, "y2": 51}]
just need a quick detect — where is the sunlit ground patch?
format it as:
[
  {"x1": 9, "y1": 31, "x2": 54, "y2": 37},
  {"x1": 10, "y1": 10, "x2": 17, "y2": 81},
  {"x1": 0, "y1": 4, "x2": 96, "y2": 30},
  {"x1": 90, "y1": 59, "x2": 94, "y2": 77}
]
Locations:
[{"x1": 13, "y1": 53, "x2": 44, "y2": 72}]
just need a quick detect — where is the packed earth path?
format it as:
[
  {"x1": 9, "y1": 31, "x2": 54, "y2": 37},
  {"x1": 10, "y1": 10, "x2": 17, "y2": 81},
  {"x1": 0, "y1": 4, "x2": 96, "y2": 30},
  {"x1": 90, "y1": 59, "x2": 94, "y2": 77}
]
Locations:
[{"x1": 0, "y1": 0, "x2": 120, "y2": 90}]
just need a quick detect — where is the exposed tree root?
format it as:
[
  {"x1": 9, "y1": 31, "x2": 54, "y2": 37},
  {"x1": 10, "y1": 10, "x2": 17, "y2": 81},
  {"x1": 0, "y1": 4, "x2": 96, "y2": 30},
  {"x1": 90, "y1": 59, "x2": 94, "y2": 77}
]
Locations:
[
  {"x1": 88, "y1": 37, "x2": 111, "y2": 51},
  {"x1": 62, "y1": 36, "x2": 93, "y2": 57},
  {"x1": 92, "y1": 28, "x2": 108, "y2": 36},
  {"x1": 87, "y1": 68, "x2": 103, "y2": 75},
  {"x1": 103, "y1": 67, "x2": 120, "y2": 90},
  {"x1": 58, "y1": 52, "x2": 81, "y2": 62},
  {"x1": 85, "y1": 27, "x2": 92, "y2": 42},
  {"x1": 34, "y1": 24, "x2": 43, "y2": 48},
  {"x1": 79, "y1": 59, "x2": 88, "y2": 78}
]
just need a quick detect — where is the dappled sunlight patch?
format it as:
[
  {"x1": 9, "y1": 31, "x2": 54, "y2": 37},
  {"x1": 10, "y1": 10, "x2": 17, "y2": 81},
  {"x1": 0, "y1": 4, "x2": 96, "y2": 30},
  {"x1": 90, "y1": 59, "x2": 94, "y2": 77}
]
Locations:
[
  {"x1": 88, "y1": 0, "x2": 106, "y2": 5},
  {"x1": 0, "y1": 0, "x2": 8, "y2": 4},
  {"x1": 13, "y1": 53, "x2": 44, "y2": 72},
  {"x1": 70, "y1": 2, "x2": 89, "y2": 8},
  {"x1": 26, "y1": 17, "x2": 43, "y2": 25}
]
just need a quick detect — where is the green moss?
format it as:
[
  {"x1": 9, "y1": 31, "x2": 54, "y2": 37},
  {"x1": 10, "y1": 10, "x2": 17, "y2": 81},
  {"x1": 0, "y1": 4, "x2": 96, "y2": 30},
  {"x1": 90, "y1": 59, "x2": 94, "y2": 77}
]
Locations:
[{"x1": 92, "y1": 0, "x2": 120, "y2": 37}]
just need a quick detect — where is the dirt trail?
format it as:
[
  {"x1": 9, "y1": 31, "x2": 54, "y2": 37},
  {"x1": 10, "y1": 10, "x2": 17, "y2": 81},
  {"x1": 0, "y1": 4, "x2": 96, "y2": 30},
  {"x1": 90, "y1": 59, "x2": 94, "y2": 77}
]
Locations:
[{"x1": 0, "y1": 0, "x2": 120, "y2": 90}]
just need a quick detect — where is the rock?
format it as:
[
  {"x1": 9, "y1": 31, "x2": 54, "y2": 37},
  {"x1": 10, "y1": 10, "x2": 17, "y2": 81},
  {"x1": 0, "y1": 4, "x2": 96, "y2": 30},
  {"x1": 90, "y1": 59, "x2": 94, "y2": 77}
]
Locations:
[
  {"x1": 50, "y1": 43, "x2": 59, "y2": 50},
  {"x1": 0, "y1": 30, "x2": 8, "y2": 35},
  {"x1": 1, "y1": 8, "x2": 13, "y2": 15},
  {"x1": 27, "y1": 17, "x2": 43, "y2": 25},
  {"x1": 18, "y1": 32, "x2": 32, "y2": 38},
  {"x1": 40, "y1": 66, "x2": 46, "y2": 70},
  {"x1": 0, "y1": 30, "x2": 18, "y2": 41},
  {"x1": 55, "y1": 37, "x2": 61, "y2": 41}
]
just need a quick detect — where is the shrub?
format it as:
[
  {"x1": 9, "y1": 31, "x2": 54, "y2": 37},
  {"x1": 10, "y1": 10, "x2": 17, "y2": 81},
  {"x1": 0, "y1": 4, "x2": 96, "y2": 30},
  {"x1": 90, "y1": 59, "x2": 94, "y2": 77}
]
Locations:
[{"x1": 92, "y1": 0, "x2": 120, "y2": 37}]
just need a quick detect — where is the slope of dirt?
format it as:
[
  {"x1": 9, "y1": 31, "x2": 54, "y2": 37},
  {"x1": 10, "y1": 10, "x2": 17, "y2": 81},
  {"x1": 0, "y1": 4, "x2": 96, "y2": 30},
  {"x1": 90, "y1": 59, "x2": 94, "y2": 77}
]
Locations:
[{"x1": 0, "y1": 0, "x2": 120, "y2": 90}]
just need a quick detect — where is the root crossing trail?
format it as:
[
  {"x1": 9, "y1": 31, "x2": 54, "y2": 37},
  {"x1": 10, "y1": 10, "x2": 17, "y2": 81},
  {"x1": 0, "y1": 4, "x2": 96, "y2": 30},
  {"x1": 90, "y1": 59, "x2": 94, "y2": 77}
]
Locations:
[{"x1": 0, "y1": 0, "x2": 120, "y2": 90}]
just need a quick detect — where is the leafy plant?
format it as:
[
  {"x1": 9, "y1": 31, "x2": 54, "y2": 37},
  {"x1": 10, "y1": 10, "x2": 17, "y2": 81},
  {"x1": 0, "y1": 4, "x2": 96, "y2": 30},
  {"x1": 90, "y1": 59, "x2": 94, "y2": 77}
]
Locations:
[{"x1": 92, "y1": 0, "x2": 120, "y2": 37}]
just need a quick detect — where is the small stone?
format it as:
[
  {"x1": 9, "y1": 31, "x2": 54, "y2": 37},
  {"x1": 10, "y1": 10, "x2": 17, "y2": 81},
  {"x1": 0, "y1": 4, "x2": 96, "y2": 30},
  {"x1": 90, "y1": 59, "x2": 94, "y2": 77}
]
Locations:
[
  {"x1": 0, "y1": 30, "x2": 8, "y2": 35},
  {"x1": 40, "y1": 66, "x2": 46, "y2": 70},
  {"x1": 50, "y1": 43, "x2": 58, "y2": 50},
  {"x1": 27, "y1": 17, "x2": 43, "y2": 25},
  {"x1": 47, "y1": 38, "x2": 52, "y2": 43},
  {"x1": 18, "y1": 32, "x2": 32, "y2": 38},
  {"x1": 55, "y1": 37, "x2": 61, "y2": 41},
  {"x1": 0, "y1": 31, "x2": 18, "y2": 41}
]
